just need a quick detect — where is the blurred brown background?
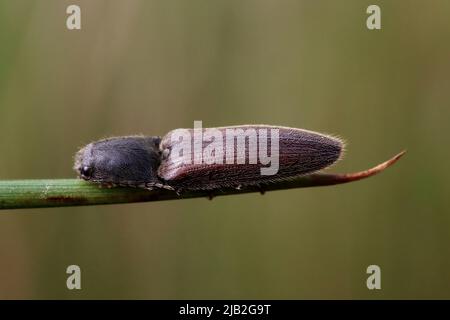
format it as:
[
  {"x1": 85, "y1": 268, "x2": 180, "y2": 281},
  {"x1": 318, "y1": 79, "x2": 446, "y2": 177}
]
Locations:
[{"x1": 0, "y1": 0, "x2": 449, "y2": 299}]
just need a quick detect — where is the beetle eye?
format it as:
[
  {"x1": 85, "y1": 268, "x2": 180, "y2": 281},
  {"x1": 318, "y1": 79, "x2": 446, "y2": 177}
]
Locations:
[{"x1": 80, "y1": 166, "x2": 93, "y2": 178}]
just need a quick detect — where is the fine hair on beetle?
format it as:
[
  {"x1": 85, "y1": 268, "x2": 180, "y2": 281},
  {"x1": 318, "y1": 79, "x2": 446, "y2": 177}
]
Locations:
[{"x1": 74, "y1": 122, "x2": 344, "y2": 192}]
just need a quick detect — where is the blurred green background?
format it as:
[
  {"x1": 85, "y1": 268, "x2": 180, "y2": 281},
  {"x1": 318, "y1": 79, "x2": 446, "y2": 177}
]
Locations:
[{"x1": 0, "y1": 0, "x2": 449, "y2": 299}]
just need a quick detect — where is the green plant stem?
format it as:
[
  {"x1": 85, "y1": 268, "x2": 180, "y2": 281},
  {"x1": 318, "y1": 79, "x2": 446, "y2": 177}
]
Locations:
[{"x1": 0, "y1": 151, "x2": 405, "y2": 210}]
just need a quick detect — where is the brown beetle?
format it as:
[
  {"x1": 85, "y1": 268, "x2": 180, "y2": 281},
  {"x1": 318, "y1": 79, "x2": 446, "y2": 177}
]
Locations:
[{"x1": 74, "y1": 125, "x2": 344, "y2": 193}]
